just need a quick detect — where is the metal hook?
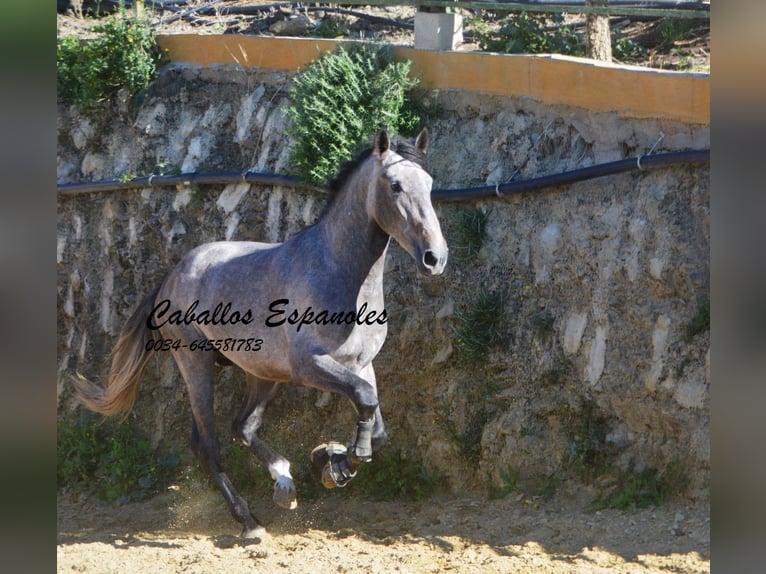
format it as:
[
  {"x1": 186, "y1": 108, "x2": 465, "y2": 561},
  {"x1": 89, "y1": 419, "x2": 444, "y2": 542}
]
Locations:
[{"x1": 636, "y1": 131, "x2": 665, "y2": 170}]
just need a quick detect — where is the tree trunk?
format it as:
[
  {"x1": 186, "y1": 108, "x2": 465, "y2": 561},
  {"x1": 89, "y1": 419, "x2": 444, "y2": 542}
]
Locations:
[{"x1": 586, "y1": 0, "x2": 613, "y2": 62}]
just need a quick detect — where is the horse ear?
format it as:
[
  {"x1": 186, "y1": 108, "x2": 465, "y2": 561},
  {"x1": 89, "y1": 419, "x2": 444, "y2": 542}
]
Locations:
[
  {"x1": 415, "y1": 128, "x2": 429, "y2": 155},
  {"x1": 373, "y1": 129, "x2": 390, "y2": 156}
]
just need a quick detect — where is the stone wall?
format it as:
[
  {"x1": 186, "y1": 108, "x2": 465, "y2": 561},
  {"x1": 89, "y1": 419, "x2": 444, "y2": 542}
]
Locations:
[{"x1": 57, "y1": 64, "x2": 710, "y2": 499}]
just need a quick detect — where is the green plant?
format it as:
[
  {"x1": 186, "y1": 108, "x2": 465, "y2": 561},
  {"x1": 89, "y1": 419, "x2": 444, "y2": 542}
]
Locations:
[
  {"x1": 315, "y1": 16, "x2": 346, "y2": 39},
  {"x1": 433, "y1": 373, "x2": 497, "y2": 465},
  {"x1": 286, "y1": 44, "x2": 421, "y2": 185},
  {"x1": 353, "y1": 448, "x2": 437, "y2": 501},
  {"x1": 57, "y1": 3, "x2": 161, "y2": 112},
  {"x1": 613, "y1": 37, "x2": 648, "y2": 61},
  {"x1": 57, "y1": 416, "x2": 179, "y2": 502},
  {"x1": 530, "y1": 310, "x2": 556, "y2": 343},
  {"x1": 490, "y1": 465, "x2": 519, "y2": 499},
  {"x1": 474, "y1": 12, "x2": 583, "y2": 56},
  {"x1": 562, "y1": 398, "x2": 615, "y2": 481},
  {"x1": 454, "y1": 288, "x2": 508, "y2": 362},
  {"x1": 659, "y1": 18, "x2": 696, "y2": 47},
  {"x1": 590, "y1": 459, "x2": 689, "y2": 512},
  {"x1": 449, "y1": 207, "x2": 490, "y2": 261},
  {"x1": 685, "y1": 293, "x2": 710, "y2": 341}
]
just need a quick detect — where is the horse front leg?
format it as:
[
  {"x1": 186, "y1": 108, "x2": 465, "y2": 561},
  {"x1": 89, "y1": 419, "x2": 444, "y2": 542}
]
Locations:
[
  {"x1": 311, "y1": 401, "x2": 388, "y2": 489},
  {"x1": 295, "y1": 357, "x2": 387, "y2": 488}
]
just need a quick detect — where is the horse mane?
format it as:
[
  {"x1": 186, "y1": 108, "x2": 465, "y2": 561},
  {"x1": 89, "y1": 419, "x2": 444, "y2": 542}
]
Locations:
[
  {"x1": 307, "y1": 134, "x2": 427, "y2": 222},
  {"x1": 327, "y1": 135, "x2": 427, "y2": 195}
]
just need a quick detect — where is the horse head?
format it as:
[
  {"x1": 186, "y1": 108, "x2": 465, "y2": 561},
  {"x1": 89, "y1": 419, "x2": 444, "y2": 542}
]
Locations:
[{"x1": 367, "y1": 128, "x2": 448, "y2": 276}]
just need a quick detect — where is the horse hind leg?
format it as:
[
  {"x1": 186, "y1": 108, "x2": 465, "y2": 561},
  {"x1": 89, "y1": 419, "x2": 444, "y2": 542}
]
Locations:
[
  {"x1": 233, "y1": 375, "x2": 297, "y2": 510},
  {"x1": 177, "y1": 352, "x2": 265, "y2": 539}
]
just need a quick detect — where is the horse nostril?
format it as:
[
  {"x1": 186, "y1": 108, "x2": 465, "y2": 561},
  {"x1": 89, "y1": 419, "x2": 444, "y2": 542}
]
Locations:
[{"x1": 423, "y1": 250, "x2": 439, "y2": 268}]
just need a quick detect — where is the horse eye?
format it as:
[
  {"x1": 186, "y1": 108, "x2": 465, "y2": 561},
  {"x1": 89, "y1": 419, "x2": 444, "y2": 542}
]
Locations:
[{"x1": 390, "y1": 181, "x2": 402, "y2": 193}]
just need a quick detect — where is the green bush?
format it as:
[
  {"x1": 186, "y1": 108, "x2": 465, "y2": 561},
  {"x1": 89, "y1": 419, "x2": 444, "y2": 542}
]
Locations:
[
  {"x1": 590, "y1": 459, "x2": 690, "y2": 512},
  {"x1": 353, "y1": 448, "x2": 437, "y2": 501},
  {"x1": 454, "y1": 288, "x2": 509, "y2": 362},
  {"x1": 286, "y1": 44, "x2": 421, "y2": 186},
  {"x1": 685, "y1": 293, "x2": 710, "y2": 341},
  {"x1": 613, "y1": 37, "x2": 648, "y2": 61},
  {"x1": 57, "y1": 417, "x2": 179, "y2": 502},
  {"x1": 474, "y1": 12, "x2": 583, "y2": 56},
  {"x1": 57, "y1": 5, "x2": 160, "y2": 112},
  {"x1": 449, "y1": 207, "x2": 490, "y2": 261}
]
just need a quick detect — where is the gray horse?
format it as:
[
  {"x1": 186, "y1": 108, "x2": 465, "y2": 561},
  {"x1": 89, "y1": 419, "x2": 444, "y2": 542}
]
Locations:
[{"x1": 74, "y1": 128, "x2": 448, "y2": 538}]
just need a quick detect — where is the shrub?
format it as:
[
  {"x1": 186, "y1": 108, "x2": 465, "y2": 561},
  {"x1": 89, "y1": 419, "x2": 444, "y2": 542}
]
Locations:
[
  {"x1": 286, "y1": 44, "x2": 421, "y2": 186},
  {"x1": 57, "y1": 4, "x2": 160, "y2": 112},
  {"x1": 449, "y1": 207, "x2": 490, "y2": 261},
  {"x1": 474, "y1": 12, "x2": 583, "y2": 56},
  {"x1": 57, "y1": 417, "x2": 179, "y2": 502},
  {"x1": 454, "y1": 288, "x2": 509, "y2": 362},
  {"x1": 353, "y1": 448, "x2": 437, "y2": 501},
  {"x1": 590, "y1": 459, "x2": 690, "y2": 512}
]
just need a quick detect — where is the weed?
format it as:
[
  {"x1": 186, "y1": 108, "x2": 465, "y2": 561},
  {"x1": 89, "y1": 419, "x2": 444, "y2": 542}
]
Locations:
[
  {"x1": 286, "y1": 44, "x2": 421, "y2": 186},
  {"x1": 57, "y1": 416, "x2": 179, "y2": 502},
  {"x1": 474, "y1": 12, "x2": 583, "y2": 56},
  {"x1": 537, "y1": 471, "x2": 564, "y2": 501},
  {"x1": 613, "y1": 37, "x2": 648, "y2": 61},
  {"x1": 490, "y1": 465, "x2": 519, "y2": 499},
  {"x1": 457, "y1": 409, "x2": 489, "y2": 463},
  {"x1": 57, "y1": 3, "x2": 160, "y2": 113},
  {"x1": 589, "y1": 459, "x2": 689, "y2": 512},
  {"x1": 155, "y1": 157, "x2": 181, "y2": 177},
  {"x1": 453, "y1": 287, "x2": 508, "y2": 362},
  {"x1": 537, "y1": 365, "x2": 570, "y2": 387},
  {"x1": 315, "y1": 16, "x2": 346, "y2": 39},
  {"x1": 187, "y1": 185, "x2": 207, "y2": 212},
  {"x1": 659, "y1": 18, "x2": 696, "y2": 47},
  {"x1": 449, "y1": 207, "x2": 490, "y2": 261},
  {"x1": 433, "y1": 374, "x2": 497, "y2": 465},
  {"x1": 685, "y1": 293, "x2": 710, "y2": 341},
  {"x1": 563, "y1": 398, "x2": 616, "y2": 481},
  {"x1": 530, "y1": 310, "x2": 556, "y2": 343},
  {"x1": 353, "y1": 448, "x2": 438, "y2": 501}
]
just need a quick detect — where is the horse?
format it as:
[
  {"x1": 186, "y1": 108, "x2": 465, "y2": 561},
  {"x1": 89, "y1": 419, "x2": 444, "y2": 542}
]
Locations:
[{"x1": 73, "y1": 128, "x2": 448, "y2": 538}]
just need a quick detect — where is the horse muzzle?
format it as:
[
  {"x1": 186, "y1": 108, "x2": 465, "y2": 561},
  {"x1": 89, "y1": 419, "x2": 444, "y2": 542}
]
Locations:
[{"x1": 418, "y1": 244, "x2": 448, "y2": 276}]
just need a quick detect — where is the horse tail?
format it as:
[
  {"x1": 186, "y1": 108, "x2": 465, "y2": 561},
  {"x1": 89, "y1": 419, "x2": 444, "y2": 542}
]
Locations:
[{"x1": 72, "y1": 285, "x2": 161, "y2": 421}]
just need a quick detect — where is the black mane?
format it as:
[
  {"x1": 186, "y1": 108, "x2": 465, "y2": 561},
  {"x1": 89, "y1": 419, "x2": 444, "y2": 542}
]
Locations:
[{"x1": 327, "y1": 135, "x2": 427, "y2": 195}]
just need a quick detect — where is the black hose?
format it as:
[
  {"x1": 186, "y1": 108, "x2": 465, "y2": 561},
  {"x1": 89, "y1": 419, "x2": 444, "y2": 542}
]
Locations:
[
  {"x1": 56, "y1": 171, "x2": 321, "y2": 196},
  {"x1": 432, "y1": 149, "x2": 709, "y2": 202},
  {"x1": 57, "y1": 149, "x2": 709, "y2": 201}
]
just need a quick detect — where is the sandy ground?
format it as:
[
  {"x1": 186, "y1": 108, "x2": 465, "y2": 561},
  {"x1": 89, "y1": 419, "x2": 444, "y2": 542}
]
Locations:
[{"x1": 58, "y1": 484, "x2": 709, "y2": 573}]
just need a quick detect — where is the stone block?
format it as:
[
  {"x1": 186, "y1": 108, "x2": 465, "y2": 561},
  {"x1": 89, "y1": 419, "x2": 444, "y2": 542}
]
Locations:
[{"x1": 414, "y1": 12, "x2": 463, "y2": 51}]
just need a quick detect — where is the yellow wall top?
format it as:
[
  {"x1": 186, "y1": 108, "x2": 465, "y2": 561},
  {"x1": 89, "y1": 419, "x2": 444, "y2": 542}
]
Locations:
[{"x1": 156, "y1": 35, "x2": 709, "y2": 125}]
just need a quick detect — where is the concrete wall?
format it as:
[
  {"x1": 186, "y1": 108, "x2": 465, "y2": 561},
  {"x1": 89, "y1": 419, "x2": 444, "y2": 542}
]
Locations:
[{"x1": 57, "y1": 40, "x2": 709, "y2": 500}]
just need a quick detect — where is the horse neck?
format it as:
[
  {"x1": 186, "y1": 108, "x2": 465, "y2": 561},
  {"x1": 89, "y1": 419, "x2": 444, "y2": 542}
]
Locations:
[{"x1": 316, "y1": 159, "x2": 390, "y2": 284}]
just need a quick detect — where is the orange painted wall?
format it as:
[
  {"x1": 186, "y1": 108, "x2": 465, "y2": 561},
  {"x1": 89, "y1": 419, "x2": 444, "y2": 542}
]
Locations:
[{"x1": 157, "y1": 35, "x2": 709, "y2": 125}]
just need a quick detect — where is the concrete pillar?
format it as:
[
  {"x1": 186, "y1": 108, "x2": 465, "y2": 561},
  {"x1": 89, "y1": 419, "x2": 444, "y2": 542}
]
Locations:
[{"x1": 414, "y1": 11, "x2": 463, "y2": 51}]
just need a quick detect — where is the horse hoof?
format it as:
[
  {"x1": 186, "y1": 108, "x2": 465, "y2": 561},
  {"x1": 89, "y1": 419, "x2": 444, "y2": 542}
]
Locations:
[
  {"x1": 273, "y1": 476, "x2": 297, "y2": 510},
  {"x1": 320, "y1": 464, "x2": 338, "y2": 489},
  {"x1": 311, "y1": 443, "x2": 331, "y2": 474},
  {"x1": 311, "y1": 442, "x2": 356, "y2": 489},
  {"x1": 312, "y1": 443, "x2": 339, "y2": 489},
  {"x1": 241, "y1": 524, "x2": 268, "y2": 541}
]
